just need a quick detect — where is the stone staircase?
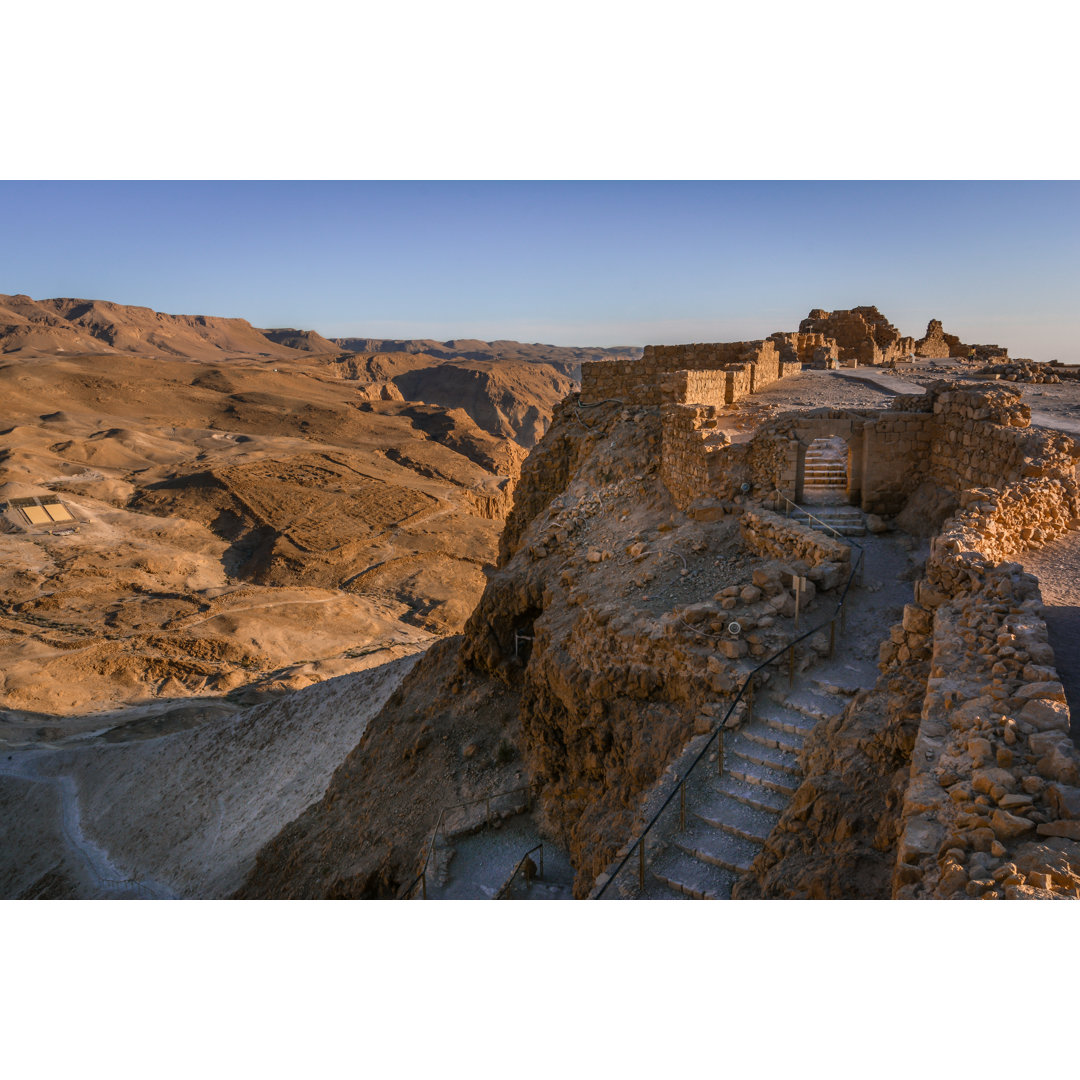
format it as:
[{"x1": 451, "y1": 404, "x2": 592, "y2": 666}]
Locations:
[
  {"x1": 641, "y1": 665, "x2": 875, "y2": 900},
  {"x1": 803, "y1": 443, "x2": 847, "y2": 504},
  {"x1": 785, "y1": 505, "x2": 867, "y2": 537}
]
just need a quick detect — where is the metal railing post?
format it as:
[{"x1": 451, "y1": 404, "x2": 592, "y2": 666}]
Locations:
[{"x1": 421, "y1": 869, "x2": 427, "y2": 899}]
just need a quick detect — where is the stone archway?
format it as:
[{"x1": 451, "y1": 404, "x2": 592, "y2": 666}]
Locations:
[{"x1": 801, "y1": 435, "x2": 849, "y2": 505}]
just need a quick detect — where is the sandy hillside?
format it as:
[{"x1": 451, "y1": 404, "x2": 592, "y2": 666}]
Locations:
[
  {"x1": 0, "y1": 298, "x2": 584, "y2": 729},
  {"x1": 0, "y1": 653, "x2": 422, "y2": 899}
]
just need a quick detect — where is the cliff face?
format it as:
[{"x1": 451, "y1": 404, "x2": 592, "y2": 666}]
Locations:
[{"x1": 236, "y1": 395, "x2": 790, "y2": 897}]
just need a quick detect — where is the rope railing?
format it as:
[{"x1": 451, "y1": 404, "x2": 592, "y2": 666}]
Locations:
[
  {"x1": 399, "y1": 785, "x2": 533, "y2": 899},
  {"x1": 592, "y1": 527, "x2": 865, "y2": 899},
  {"x1": 494, "y1": 843, "x2": 545, "y2": 899}
]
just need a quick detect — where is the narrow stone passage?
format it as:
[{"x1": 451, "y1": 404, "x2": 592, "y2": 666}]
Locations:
[{"x1": 605, "y1": 530, "x2": 921, "y2": 898}]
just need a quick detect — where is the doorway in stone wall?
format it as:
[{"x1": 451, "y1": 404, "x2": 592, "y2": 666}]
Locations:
[{"x1": 802, "y1": 436, "x2": 849, "y2": 504}]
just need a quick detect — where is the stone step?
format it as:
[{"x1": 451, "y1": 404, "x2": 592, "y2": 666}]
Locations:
[
  {"x1": 727, "y1": 732, "x2": 801, "y2": 775},
  {"x1": 741, "y1": 718, "x2": 806, "y2": 755},
  {"x1": 810, "y1": 662, "x2": 879, "y2": 698},
  {"x1": 776, "y1": 687, "x2": 848, "y2": 722},
  {"x1": 694, "y1": 792, "x2": 779, "y2": 844},
  {"x1": 673, "y1": 823, "x2": 761, "y2": 876},
  {"x1": 713, "y1": 773, "x2": 791, "y2": 814},
  {"x1": 727, "y1": 758, "x2": 800, "y2": 798},
  {"x1": 650, "y1": 848, "x2": 736, "y2": 899},
  {"x1": 753, "y1": 701, "x2": 818, "y2": 737}
]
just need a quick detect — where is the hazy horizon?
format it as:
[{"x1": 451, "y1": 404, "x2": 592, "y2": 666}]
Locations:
[{"x1": 3, "y1": 180, "x2": 1078, "y2": 360}]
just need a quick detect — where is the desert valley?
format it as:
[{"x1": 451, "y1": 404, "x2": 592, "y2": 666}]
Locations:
[{"x1": 2, "y1": 296, "x2": 1079, "y2": 901}]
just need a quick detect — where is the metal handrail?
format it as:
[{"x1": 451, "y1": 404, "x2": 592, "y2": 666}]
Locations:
[
  {"x1": 494, "y1": 843, "x2": 545, "y2": 899},
  {"x1": 769, "y1": 492, "x2": 865, "y2": 584},
  {"x1": 592, "y1": 531, "x2": 865, "y2": 899},
  {"x1": 770, "y1": 492, "x2": 864, "y2": 550},
  {"x1": 399, "y1": 785, "x2": 533, "y2": 899}
]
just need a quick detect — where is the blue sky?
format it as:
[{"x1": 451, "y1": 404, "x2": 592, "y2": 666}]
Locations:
[{"x1": 1, "y1": 180, "x2": 1077, "y2": 359}]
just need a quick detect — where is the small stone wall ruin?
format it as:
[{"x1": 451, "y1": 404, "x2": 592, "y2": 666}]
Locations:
[
  {"x1": 884, "y1": 436, "x2": 1080, "y2": 897},
  {"x1": 798, "y1": 306, "x2": 915, "y2": 366}
]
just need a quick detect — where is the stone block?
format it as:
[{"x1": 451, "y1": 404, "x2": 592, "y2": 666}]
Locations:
[{"x1": 1019, "y1": 698, "x2": 1070, "y2": 732}]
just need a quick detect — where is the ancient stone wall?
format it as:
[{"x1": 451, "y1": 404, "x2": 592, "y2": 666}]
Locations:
[
  {"x1": 665, "y1": 369, "x2": 728, "y2": 409},
  {"x1": 580, "y1": 339, "x2": 791, "y2": 407},
  {"x1": 660, "y1": 404, "x2": 731, "y2": 509},
  {"x1": 769, "y1": 331, "x2": 839, "y2": 369},
  {"x1": 888, "y1": 522, "x2": 1080, "y2": 896},
  {"x1": 860, "y1": 412, "x2": 936, "y2": 514},
  {"x1": 798, "y1": 306, "x2": 914, "y2": 366},
  {"x1": 739, "y1": 509, "x2": 851, "y2": 569},
  {"x1": 915, "y1": 318, "x2": 968, "y2": 359},
  {"x1": 925, "y1": 383, "x2": 1071, "y2": 495}
]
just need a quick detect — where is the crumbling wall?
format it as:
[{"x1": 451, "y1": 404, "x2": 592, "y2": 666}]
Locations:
[
  {"x1": 889, "y1": 493, "x2": 1080, "y2": 898},
  {"x1": 665, "y1": 369, "x2": 728, "y2": 409},
  {"x1": 924, "y1": 383, "x2": 1076, "y2": 495},
  {"x1": 660, "y1": 404, "x2": 730, "y2": 509},
  {"x1": 739, "y1": 509, "x2": 851, "y2": 570},
  {"x1": 915, "y1": 318, "x2": 968, "y2": 359},
  {"x1": 581, "y1": 339, "x2": 788, "y2": 407},
  {"x1": 861, "y1": 412, "x2": 936, "y2": 514},
  {"x1": 770, "y1": 331, "x2": 839, "y2": 369},
  {"x1": 798, "y1": 306, "x2": 914, "y2": 366}
]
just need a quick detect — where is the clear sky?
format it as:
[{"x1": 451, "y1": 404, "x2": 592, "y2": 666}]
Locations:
[{"x1": 1, "y1": 180, "x2": 1077, "y2": 360}]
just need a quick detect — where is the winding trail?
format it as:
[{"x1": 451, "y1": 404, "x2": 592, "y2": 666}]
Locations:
[{"x1": 0, "y1": 752, "x2": 177, "y2": 899}]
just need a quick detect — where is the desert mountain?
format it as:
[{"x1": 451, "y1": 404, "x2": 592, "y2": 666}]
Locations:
[
  {"x1": 0, "y1": 294, "x2": 601, "y2": 726},
  {"x1": 0, "y1": 294, "x2": 311, "y2": 360},
  {"x1": 331, "y1": 336, "x2": 640, "y2": 379}
]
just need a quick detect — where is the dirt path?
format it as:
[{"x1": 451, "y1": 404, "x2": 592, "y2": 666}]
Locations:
[
  {"x1": 0, "y1": 651, "x2": 425, "y2": 898},
  {"x1": 0, "y1": 752, "x2": 177, "y2": 898},
  {"x1": 1019, "y1": 530, "x2": 1080, "y2": 750}
]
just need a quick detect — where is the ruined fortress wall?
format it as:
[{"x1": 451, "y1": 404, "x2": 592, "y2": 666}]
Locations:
[
  {"x1": 667, "y1": 369, "x2": 729, "y2": 409},
  {"x1": 660, "y1": 404, "x2": 725, "y2": 508},
  {"x1": 926, "y1": 385, "x2": 1068, "y2": 494},
  {"x1": 581, "y1": 340, "x2": 787, "y2": 407},
  {"x1": 580, "y1": 358, "x2": 662, "y2": 406},
  {"x1": 739, "y1": 509, "x2": 851, "y2": 569},
  {"x1": 860, "y1": 413, "x2": 936, "y2": 514},
  {"x1": 798, "y1": 306, "x2": 912, "y2": 366},
  {"x1": 770, "y1": 331, "x2": 837, "y2": 367},
  {"x1": 726, "y1": 364, "x2": 753, "y2": 403},
  {"x1": 886, "y1": 497, "x2": 1080, "y2": 897}
]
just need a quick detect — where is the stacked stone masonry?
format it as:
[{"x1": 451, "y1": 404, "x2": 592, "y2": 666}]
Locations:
[
  {"x1": 798, "y1": 306, "x2": 915, "y2": 366},
  {"x1": 739, "y1": 509, "x2": 851, "y2": 569},
  {"x1": 580, "y1": 339, "x2": 798, "y2": 408},
  {"x1": 915, "y1": 318, "x2": 969, "y2": 360}
]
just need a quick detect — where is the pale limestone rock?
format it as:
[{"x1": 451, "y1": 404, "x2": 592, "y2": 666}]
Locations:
[{"x1": 990, "y1": 808, "x2": 1036, "y2": 840}]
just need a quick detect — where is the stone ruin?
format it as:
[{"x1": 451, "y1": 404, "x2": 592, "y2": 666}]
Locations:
[
  {"x1": 576, "y1": 324, "x2": 1080, "y2": 897},
  {"x1": 914, "y1": 318, "x2": 969, "y2": 359},
  {"x1": 798, "y1": 306, "x2": 915, "y2": 366}
]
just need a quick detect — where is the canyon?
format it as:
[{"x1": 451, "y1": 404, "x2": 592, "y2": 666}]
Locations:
[{"x1": 3, "y1": 301, "x2": 1079, "y2": 901}]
